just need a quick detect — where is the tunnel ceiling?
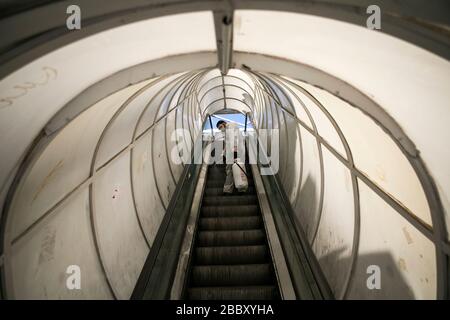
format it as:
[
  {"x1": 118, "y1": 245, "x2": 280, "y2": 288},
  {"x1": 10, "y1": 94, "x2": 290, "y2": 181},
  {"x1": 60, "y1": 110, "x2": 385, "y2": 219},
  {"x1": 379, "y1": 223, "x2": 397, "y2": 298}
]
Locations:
[
  {"x1": 1, "y1": 66, "x2": 448, "y2": 299},
  {"x1": 0, "y1": 0, "x2": 449, "y2": 299}
]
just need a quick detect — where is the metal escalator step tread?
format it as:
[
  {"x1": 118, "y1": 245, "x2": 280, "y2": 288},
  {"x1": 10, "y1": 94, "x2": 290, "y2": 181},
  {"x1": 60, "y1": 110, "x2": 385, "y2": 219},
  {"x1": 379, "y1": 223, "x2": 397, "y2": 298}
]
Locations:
[
  {"x1": 204, "y1": 187, "x2": 256, "y2": 196},
  {"x1": 207, "y1": 173, "x2": 227, "y2": 179},
  {"x1": 188, "y1": 286, "x2": 277, "y2": 300},
  {"x1": 207, "y1": 164, "x2": 227, "y2": 169},
  {"x1": 199, "y1": 216, "x2": 262, "y2": 231},
  {"x1": 197, "y1": 230, "x2": 265, "y2": 246},
  {"x1": 202, "y1": 195, "x2": 258, "y2": 206},
  {"x1": 183, "y1": 162, "x2": 281, "y2": 300},
  {"x1": 201, "y1": 205, "x2": 259, "y2": 217},
  {"x1": 190, "y1": 264, "x2": 273, "y2": 286},
  {"x1": 207, "y1": 174, "x2": 253, "y2": 182},
  {"x1": 195, "y1": 245, "x2": 269, "y2": 265}
]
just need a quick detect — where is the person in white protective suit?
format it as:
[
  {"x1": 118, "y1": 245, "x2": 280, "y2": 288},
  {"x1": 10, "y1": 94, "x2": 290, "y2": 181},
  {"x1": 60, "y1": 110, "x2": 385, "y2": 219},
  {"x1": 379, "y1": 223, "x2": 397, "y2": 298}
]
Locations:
[{"x1": 216, "y1": 120, "x2": 248, "y2": 194}]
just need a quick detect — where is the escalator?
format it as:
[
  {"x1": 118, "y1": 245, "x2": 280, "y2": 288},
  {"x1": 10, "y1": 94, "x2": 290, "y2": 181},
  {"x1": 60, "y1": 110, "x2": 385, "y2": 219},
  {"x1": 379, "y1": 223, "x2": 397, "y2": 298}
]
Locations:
[
  {"x1": 132, "y1": 139, "x2": 332, "y2": 300},
  {"x1": 185, "y1": 163, "x2": 280, "y2": 300}
]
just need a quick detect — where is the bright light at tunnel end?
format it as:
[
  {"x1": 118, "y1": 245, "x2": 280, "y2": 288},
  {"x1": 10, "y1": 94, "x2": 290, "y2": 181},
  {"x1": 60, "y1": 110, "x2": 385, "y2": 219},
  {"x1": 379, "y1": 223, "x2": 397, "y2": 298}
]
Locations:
[
  {"x1": 0, "y1": 0, "x2": 448, "y2": 313},
  {"x1": 171, "y1": 128, "x2": 280, "y2": 175}
]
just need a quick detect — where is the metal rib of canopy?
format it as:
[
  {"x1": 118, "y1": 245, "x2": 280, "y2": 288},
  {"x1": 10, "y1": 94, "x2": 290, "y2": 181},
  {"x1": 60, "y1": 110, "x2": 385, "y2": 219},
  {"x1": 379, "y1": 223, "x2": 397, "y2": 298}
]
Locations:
[{"x1": 0, "y1": 0, "x2": 449, "y2": 300}]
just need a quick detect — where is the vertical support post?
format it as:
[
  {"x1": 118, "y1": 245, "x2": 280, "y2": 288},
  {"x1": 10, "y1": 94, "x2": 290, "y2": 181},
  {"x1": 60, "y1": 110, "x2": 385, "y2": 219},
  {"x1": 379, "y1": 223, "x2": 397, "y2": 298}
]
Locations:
[
  {"x1": 214, "y1": 10, "x2": 234, "y2": 75},
  {"x1": 208, "y1": 114, "x2": 214, "y2": 138}
]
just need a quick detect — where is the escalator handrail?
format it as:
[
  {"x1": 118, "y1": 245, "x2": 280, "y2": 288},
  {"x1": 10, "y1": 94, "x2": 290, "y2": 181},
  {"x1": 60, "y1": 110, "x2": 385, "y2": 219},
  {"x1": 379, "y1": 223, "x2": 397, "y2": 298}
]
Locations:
[
  {"x1": 131, "y1": 138, "x2": 205, "y2": 299},
  {"x1": 249, "y1": 134, "x2": 334, "y2": 299}
]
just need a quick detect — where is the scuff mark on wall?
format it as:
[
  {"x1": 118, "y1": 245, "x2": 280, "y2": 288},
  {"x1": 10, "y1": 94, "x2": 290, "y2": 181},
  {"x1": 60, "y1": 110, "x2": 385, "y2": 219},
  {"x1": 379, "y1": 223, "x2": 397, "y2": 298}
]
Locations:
[
  {"x1": 398, "y1": 258, "x2": 408, "y2": 272},
  {"x1": 32, "y1": 159, "x2": 64, "y2": 202},
  {"x1": 38, "y1": 225, "x2": 56, "y2": 265},
  {"x1": 402, "y1": 226, "x2": 414, "y2": 245}
]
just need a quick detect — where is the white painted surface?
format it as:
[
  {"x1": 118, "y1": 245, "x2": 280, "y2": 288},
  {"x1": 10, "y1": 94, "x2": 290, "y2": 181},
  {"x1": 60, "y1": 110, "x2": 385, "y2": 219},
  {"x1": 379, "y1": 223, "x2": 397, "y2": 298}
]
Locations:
[
  {"x1": 134, "y1": 74, "x2": 188, "y2": 138},
  {"x1": 131, "y1": 133, "x2": 166, "y2": 246},
  {"x1": 92, "y1": 151, "x2": 149, "y2": 299},
  {"x1": 94, "y1": 79, "x2": 157, "y2": 169},
  {"x1": 234, "y1": 9, "x2": 450, "y2": 236},
  {"x1": 292, "y1": 126, "x2": 322, "y2": 242},
  {"x1": 10, "y1": 189, "x2": 112, "y2": 299},
  {"x1": 298, "y1": 80, "x2": 432, "y2": 226},
  {"x1": 347, "y1": 181, "x2": 436, "y2": 299}
]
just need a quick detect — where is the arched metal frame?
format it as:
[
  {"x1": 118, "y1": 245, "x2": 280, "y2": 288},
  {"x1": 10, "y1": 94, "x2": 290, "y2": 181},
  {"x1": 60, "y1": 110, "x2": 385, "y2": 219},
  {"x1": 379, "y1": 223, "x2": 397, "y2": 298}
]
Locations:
[
  {"x1": 235, "y1": 54, "x2": 449, "y2": 299},
  {"x1": 89, "y1": 74, "x2": 183, "y2": 298}
]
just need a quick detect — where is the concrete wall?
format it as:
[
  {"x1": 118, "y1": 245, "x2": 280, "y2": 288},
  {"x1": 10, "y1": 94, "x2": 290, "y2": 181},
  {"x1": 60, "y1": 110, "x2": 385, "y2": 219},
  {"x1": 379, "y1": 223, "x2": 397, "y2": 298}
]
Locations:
[
  {"x1": 0, "y1": 7, "x2": 447, "y2": 300},
  {"x1": 251, "y1": 74, "x2": 437, "y2": 299}
]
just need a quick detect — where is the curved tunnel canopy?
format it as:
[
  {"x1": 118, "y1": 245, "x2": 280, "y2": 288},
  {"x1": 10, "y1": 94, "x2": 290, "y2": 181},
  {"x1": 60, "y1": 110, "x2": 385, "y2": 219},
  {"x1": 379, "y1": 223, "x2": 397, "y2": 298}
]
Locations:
[{"x1": 0, "y1": 2, "x2": 449, "y2": 300}]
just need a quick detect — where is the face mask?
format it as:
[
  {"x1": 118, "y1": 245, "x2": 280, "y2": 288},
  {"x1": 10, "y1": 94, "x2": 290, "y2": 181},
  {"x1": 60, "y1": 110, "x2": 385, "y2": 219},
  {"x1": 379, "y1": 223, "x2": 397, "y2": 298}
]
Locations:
[{"x1": 220, "y1": 126, "x2": 226, "y2": 132}]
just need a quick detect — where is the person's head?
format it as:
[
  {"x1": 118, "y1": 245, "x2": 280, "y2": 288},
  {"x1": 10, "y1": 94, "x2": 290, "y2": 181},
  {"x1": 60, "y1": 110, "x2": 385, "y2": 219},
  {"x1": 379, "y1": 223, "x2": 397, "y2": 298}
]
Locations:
[{"x1": 216, "y1": 120, "x2": 226, "y2": 132}]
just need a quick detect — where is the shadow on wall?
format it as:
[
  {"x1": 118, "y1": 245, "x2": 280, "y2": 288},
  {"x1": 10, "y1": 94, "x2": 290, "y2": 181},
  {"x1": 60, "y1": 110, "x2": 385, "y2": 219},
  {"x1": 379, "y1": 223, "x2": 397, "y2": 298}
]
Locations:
[{"x1": 318, "y1": 248, "x2": 415, "y2": 299}]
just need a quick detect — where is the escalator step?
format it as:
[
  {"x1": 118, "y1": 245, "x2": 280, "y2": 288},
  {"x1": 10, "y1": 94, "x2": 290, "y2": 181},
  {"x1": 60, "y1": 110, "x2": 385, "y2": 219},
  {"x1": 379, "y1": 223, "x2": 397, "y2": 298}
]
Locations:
[
  {"x1": 202, "y1": 195, "x2": 258, "y2": 206},
  {"x1": 201, "y1": 205, "x2": 259, "y2": 217},
  {"x1": 205, "y1": 180, "x2": 225, "y2": 187},
  {"x1": 183, "y1": 162, "x2": 280, "y2": 300},
  {"x1": 207, "y1": 174, "x2": 227, "y2": 180},
  {"x1": 190, "y1": 264, "x2": 273, "y2": 286},
  {"x1": 197, "y1": 230, "x2": 265, "y2": 246},
  {"x1": 195, "y1": 245, "x2": 269, "y2": 265},
  {"x1": 188, "y1": 286, "x2": 277, "y2": 300},
  {"x1": 207, "y1": 172, "x2": 252, "y2": 180},
  {"x1": 199, "y1": 216, "x2": 262, "y2": 231},
  {"x1": 204, "y1": 187, "x2": 255, "y2": 196},
  {"x1": 208, "y1": 164, "x2": 226, "y2": 169}
]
